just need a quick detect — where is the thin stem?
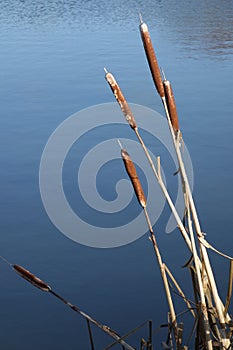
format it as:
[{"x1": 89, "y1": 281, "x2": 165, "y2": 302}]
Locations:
[
  {"x1": 143, "y1": 207, "x2": 178, "y2": 343},
  {"x1": 164, "y1": 264, "x2": 196, "y2": 319},
  {"x1": 134, "y1": 128, "x2": 193, "y2": 253},
  {"x1": 186, "y1": 206, "x2": 213, "y2": 350},
  {"x1": 162, "y1": 94, "x2": 230, "y2": 347},
  {"x1": 49, "y1": 290, "x2": 136, "y2": 350},
  {"x1": 162, "y1": 95, "x2": 230, "y2": 327},
  {"x1": 224, "y1": 260, "x2": 233, "y2": 317},
  {"x1": 104, "y1": 320, "x2": 149, "y2": 350},
  {"x1": 86, "y1": 319, "x2": 95, "y2": 350}
]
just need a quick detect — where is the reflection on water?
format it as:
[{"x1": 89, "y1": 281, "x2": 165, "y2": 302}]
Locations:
[
  {"x1": 0, "y1": 0, "x2": 233, "y2": 59},
  {"x1": 164, "y1": 0, "x2": 233, "y2": 59}
]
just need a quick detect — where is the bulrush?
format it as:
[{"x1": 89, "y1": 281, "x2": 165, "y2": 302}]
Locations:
[
  {"x1": 138, "y1": 16, "x2": 230, "y2": 347},
  {"x1": 139, "y1": 15, "x2": 165, "y2": 98},
  {"x1": 121, "y1": 148, "x2": 146, "y2": 208},
  {"x1": 163, "y1": 79, "x2": 180, "y2": 133},
  {"x1": 104, "y1": 68, "x2": 137, "y2": 130},
  {"x1": 9, "y1": 260, "x2": 135, "y2": 350},
  {"x1": 120, "y1": 144, "x2": 178, "y2": 335},
  {"x1": 13, "y1": 264, "x2": 51, "y2": 292}
]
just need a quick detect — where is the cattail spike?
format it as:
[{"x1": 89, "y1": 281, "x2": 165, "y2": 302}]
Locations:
[
  {"x1": 139, "y1": 20, "x2": 165, "y2": 98},
  {"x1": 103, "y1": 67, "x2": 108, "y2": 74},
  {"x1": 121, "y1": 149, "x2": 147, "y2": 208},
  {"x1": 105, "y1": 70, "x2": 137, "y2": 130},
  {"x1": 13, "y1": 264, "x2": 51, "y2": 292},
  {"x1": 163, "y1": 79, "x2": 180, "y2": 132}
]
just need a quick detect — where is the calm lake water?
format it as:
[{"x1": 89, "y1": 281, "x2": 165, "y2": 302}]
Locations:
[{"x1": 0, "y1": 1, "x2": 233, "y2": 349}]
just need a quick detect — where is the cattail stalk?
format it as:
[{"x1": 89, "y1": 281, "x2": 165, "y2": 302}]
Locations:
[
  {"x1": 133, "y1": 128, "x2": 193, "y2": 248},
  {"x1": 86, "y1": 319, "x2": 95, "y2": 350},
  {"x1": 139, "y1": 17, "x2": 230, "y2": 344},
  {"x1": 105, "y1": 70, "x2": 194, "y2": 255},
  {"x1": 186, "y1": 207, "x2": 213, "y2": 350},
  {"x1": 120, "y1": 147, "x2": 180, "y2": 343},
  {"x1": 48, "y1": 290, "x2": 136, "y2": 350},
  {"x1": 11, "y1": 262, "x2": 135, "y2": 350},
  {"x1": 143, "y1": 207, "x2": 177, "y2": 326},
  {"x1": 162, "y1": 90, "x2": 230, "y2": 341},
  {"x1": 164, "y1": 264, "x2": 196, "y2": 319},
  {"x1": 162, "y1": 82, "x2": 231, "y2": 339},
  {"x1": 104, "y1": 70, "x2": 212, "y2": 328},
  {"x1": 224, "y1": 260, "x2": 233, "y2": 317}
]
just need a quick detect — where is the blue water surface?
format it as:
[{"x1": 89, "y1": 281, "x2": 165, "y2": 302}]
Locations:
[{"x1": 0, "y1": 1, "x2": 233, "y2": 349}]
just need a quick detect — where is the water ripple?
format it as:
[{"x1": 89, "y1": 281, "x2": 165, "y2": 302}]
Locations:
[{"x1": 0, "y1": 0, "x2": 232, "y2": 59}]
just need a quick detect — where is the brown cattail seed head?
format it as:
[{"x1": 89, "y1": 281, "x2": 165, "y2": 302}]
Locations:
[
  {"x1": 139, "y1": 22, "x2": 165, "y2": 98},
  {"x1": 121, "y1": 149, "x2": 147, "y2": 208},
  {"x1": 163, "y1": 79, "x2": 180, "y2": 132},
  {"x1": 13, "y1": 264, "x2": 51, "y2": 292},
  {"x1": 105, "y1": 72, "x2": 137, "y2": 130}
]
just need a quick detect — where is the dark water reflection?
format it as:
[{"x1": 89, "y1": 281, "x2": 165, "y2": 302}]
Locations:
[
  {"x1": 0, "y1": 1, "x2": 233, "y2": 349},
  {"x1": 167, "y1": 0, "x2": 233, "y2": 59}
]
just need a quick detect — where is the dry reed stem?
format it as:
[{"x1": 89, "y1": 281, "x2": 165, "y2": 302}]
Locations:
[
  {"x1": 139, "y1": 18, "x2": 231, "y2": 346},
  {"x1": 11, "y1": 261, "x2": 136, "y2": 350},
  {"x1": 105, "y1": 69, "x2": 222, "y2": 346},
  {"x1": 140, "y1": 16, "x2": 230, "y2": 337},
  {"x1": 106, "y1": 20, "x2": 232, "y2": 345},
  {"x1": 48, "y1": 290, "x2": 136, "y2": 350},
  {"x1": 186, "y1": 207, "x2": 213, "y2": 350},
  {"x1": 224, "y1": 260, "x2": 233, "y2": 317},
  {"x1": 161, "y1": 65, "x2": 231, "y2": 328},
  {"x1": 161, "y1": 80, "x2": 230, "y2": 348},
  {"x1": 134, "y1": 128, "x2": 194, "y2": 254},
  {"x1": 86, "y1": 319, "x2": 95, "y2": 350},
  {"x1": 144, "y1": 207, "x2": 179, "y2": 344},
  {"x1": 198, "y1": 237, "x2": 233, "y2": 260},
  {"x1": 104, "y1": 69, "x2": 196, "y2": 255},
  {"x1": 120, "y1": 147, "x2": 179, "y2": 342},
  {"x1": 104, "y1": 320, "x2": 151, "y2": 350},
  {"x1": 163, "y1": 97, "x2": 231, "y2": 336},
  {"x1": 144, "y1": 205, "x2": 176, "y2": 324},
  {"x1": 164, "y1": 264, "x2": 196, "y2": 319}
]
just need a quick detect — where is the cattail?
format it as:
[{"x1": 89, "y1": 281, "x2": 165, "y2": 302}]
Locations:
[
  {"x1": 11, "y1": 263, "x2": 135, "y2": 349},
  {"x1": 104, "y1": 69, "x2": 137, "y2": 130},
  {"x1": 163, "y1": 79, "x2": 180, "y2": 132},
  {"x1": 13, "y1": 264, "x2": 51, "y2": 292},
  {"x1": 121, "y1": 149, "x2": 146, "y2": 208},
  {"x1": 139, "y1": 19, "x2": 165, "y2": 98}
]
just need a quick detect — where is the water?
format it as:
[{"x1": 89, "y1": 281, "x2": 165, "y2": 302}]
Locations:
[{"x1": 0, "y1": 1, "x2": 233, "y2": 348}]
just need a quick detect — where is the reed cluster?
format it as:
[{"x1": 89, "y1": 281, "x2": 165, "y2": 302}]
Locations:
[{"x1": 105, "y1": 15, "x2": 233, "y2": 350}]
